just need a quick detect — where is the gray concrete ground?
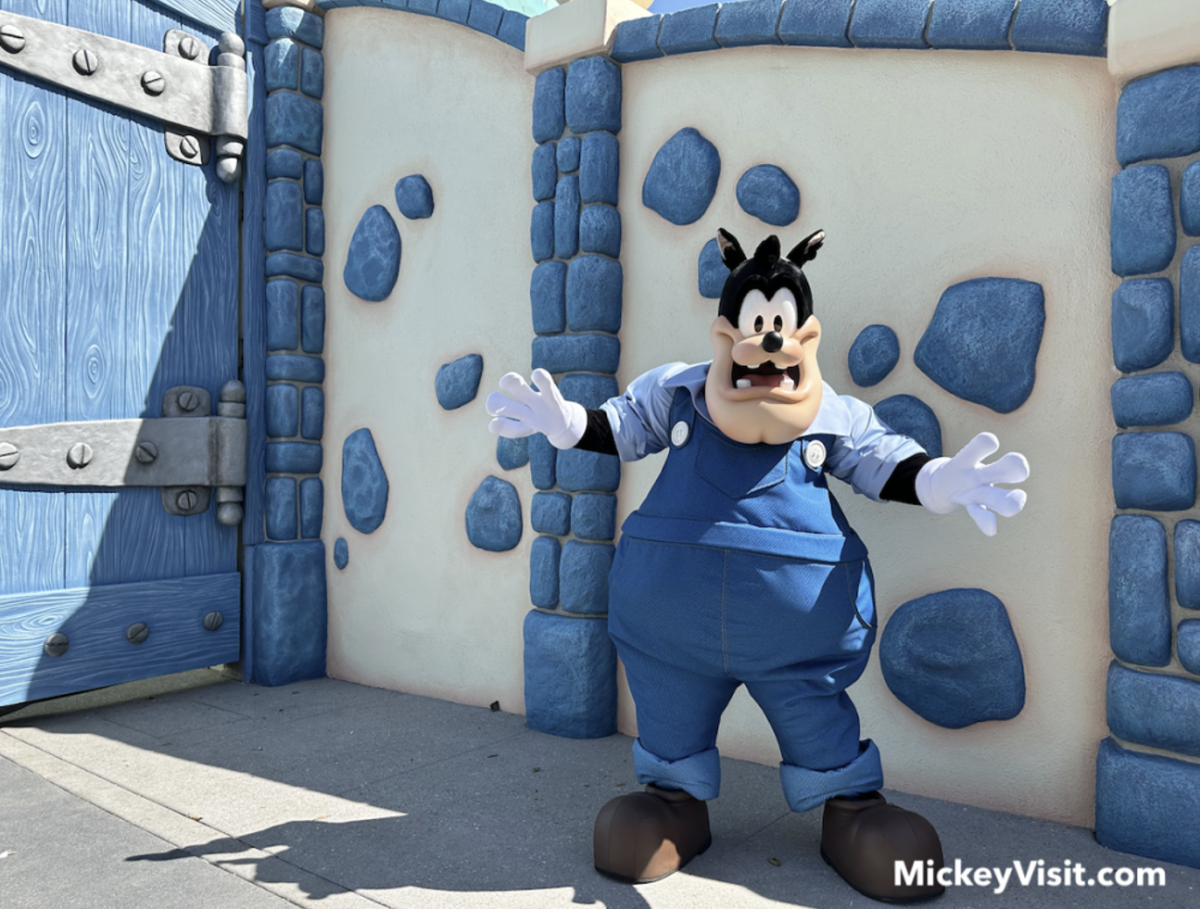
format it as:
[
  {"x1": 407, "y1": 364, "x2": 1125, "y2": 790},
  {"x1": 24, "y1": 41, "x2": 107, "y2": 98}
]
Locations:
[{"x1": 1, "y1": 670, "x2": 1197, "y2": 909}]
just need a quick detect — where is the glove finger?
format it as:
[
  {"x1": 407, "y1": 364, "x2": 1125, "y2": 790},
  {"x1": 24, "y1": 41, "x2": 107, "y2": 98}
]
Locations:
[
  {"x1": 966, "y1": 503, "x2": 998, "y2": 537},
  {"x1": 951, "y1": 432, "x2": 1000, "y2": 467},
  {"x1": 489, "y1": 417, "x2": 537, "y2": 439},
  {"x1": 975, "y1": 451, "x2": 1030, "y2": 486},
  {"x1": 485, "y1": 391, "x2": 518, "y2": 417},
  {"x1": 498, "y1": 372, "x2": 543, "y2": 409},
  {"x1": 485, "y1": 394, "x2": 535, "y2": 425},
  {"x1": 530, "y1": 368, "x2": 561, "y2": 402},
  {"x1": 955, "y1": 484, "x2": 1027, "y2": 517}
]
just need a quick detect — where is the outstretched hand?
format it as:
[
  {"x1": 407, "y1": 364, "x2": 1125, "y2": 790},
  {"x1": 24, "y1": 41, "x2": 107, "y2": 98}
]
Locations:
[
  {"x1": 485, "y1": 368, "x2": 587, "y2": 450},
  {"x1": 915, "y1": 432, "x2": 1029, "y2": 536}
]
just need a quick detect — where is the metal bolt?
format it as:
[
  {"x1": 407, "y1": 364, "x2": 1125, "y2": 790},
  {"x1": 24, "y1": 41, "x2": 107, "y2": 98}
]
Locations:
[
  {"x1": 44, "y1": 633, "x2": 69, "y2": 658},
  {"x1": 176, "y1": 490, "x2": 197, "y2": 511},
  {"x1": 178, "y1": 135, "x2": 200, "y2": 160},
  {"x1": 126, "y1": 623, "x2": 149, "y2": 645},
  {"x1": 141, "y1": 70, "x2": 165, "y2": 95},
  {"x1": 135, "y1": 441, "x2": 158, "y2": 464},
  {"x1": 0, "y1": 24, "x2": 26, "y2": 53},
  {"x1": 73, "y1": 48, "x2": 99, "y2": 76},
  {"x1": 0, "y1": 442, "x2": 18, "y2": 470},
  {"x1": 67, "y1": 442, "x2": 93, "y2": 469},
  {"x1": 203, "y1": 612, "x2": 224, "y2": 632},
  {"x1": 178, "y1": 390, "x2": 200, "y2": 411},
  {"x1": 178, "y1": 35, "x2": 200, "y2": 60}
]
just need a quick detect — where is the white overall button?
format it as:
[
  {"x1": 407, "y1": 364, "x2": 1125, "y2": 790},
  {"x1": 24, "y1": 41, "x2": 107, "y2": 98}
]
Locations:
[
  {"x1": 805, "y1": 439, "x2": 826, "y2": 469},
  {"x1": 670, "y1": 421, "x2": 690, "y2": 447}
]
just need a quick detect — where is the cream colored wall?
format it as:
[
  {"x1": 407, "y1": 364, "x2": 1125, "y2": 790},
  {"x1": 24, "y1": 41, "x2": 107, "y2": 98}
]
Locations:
[
  {"x1": 617, "y1": 47, "x2": 1118, "y2": 828},
  {"x1": 322, "y1": 11, "x2": 536, "y2": 713}
]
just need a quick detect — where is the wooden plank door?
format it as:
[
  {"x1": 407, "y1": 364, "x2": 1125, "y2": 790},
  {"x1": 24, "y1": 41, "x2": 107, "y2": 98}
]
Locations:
[{"x1": 0, "y1": 0, "x2": 242, "y2": 708}]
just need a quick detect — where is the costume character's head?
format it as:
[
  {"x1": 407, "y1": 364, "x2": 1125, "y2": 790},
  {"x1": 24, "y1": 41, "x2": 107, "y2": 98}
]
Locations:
[{"x1": 705, "y1": 228, "x2": 827, "y2": 444}]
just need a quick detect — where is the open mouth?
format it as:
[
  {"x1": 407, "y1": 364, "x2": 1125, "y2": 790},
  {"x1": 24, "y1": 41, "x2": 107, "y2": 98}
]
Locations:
[{"x1": 731, "y1": 360, "x2": 801, "y2": 392}]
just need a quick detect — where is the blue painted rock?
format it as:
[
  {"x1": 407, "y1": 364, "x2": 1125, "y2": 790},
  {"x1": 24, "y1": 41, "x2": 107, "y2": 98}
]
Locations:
[
  {"x1": 341, "y1": 428, "x2": 389, "y2": 534},
  {"x1": 465, "y1": 476, "x2": 522, "y2": 552},
  {"x1": 874, "y1": 394, "x2": 942, "y2": 458},
  {"x1": 344, "y1": 205, "x2": 401, "y2": 302},
  {"x1": 395, "y1": 174, "x2": 434, "y2": 219},
  {"x1": 435, "y1": 353, "x2": 484, "y2": 410},
  {"x1": 643, "y1": 127, "x2": 720, "y2": 225},
  {"x1": 847, "y1": 324, "x2": 900, "y2": 387},
  {"x1": 736, "y1": 165, "x2": 800, "y2": 226}
]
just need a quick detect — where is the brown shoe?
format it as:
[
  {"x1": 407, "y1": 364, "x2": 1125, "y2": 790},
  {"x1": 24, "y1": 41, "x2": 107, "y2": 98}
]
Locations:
[
  {"x1": 593, "y1": 784, "x2": 712, "y2": 883},
  {"x1": 821, "y1": 792, "x2": 945, "y2": 902}
]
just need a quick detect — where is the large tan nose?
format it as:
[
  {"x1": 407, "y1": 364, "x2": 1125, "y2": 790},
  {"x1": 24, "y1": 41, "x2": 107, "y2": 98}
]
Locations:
[{"x1": 762, "y1": 331, "x2": 784, "y2": 354}]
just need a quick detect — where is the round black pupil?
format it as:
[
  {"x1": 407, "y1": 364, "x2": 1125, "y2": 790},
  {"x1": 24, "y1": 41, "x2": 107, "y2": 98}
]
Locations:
[{"x1": 754, "y1": 316, "x2": 763, "y2": 333}]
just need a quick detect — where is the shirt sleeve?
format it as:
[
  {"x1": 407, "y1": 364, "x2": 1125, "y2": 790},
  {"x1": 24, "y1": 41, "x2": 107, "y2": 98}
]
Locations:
[
  {"x1": 599, "y1": 362, "x2": 691, "y2": 462},
  {"x1": 823, "y1": 393, "x2": 928, "y2": 501}
]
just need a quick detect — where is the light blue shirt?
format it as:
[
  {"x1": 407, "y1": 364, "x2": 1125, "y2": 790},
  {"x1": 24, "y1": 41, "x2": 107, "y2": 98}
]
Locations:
[{"x1": 600, "y1": 361, "x2": 926, "y2": 502}]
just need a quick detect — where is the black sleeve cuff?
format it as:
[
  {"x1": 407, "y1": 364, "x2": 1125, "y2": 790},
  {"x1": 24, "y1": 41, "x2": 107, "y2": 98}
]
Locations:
[
  {"x1": 574, "y1": 408, "x2": 619, "y2": 457},
  {"x1": 879, "y1": 453, "x2": 934, "y2": 506}
]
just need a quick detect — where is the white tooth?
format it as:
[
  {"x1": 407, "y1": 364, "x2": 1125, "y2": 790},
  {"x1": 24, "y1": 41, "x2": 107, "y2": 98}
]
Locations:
[
  {"x1": 736, "y1": 379, "x2": 752, "y2": 389},
  {"x1": 781, "y1": 377, "x2": 796, "y2": 391},
  {"x1": 746, "y1": 363, "x2": 759, "y2": 370}
]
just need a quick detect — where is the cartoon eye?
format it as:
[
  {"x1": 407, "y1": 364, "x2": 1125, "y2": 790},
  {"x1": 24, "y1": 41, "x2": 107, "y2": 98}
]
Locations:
[
  {"x1": 774, "y1": 315, "x2": 783, "y2": 331},
  {"x1": 738, "y1": 289, "x2": 798, "y2": 338},
  {"x1": 754, "y1": 316, "x2": 764, "y2": 333}
]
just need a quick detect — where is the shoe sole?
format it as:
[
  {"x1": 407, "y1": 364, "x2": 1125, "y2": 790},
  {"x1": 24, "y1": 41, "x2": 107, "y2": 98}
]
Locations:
[
  {"x1": 820, "y1": 846, "x2": 946, "y2": 904},
  {"x1": 594, "y1": 835, "x2": 713, "y2": 885}
]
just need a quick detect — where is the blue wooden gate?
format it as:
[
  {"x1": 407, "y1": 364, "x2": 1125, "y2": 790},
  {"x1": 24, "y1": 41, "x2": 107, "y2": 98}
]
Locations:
[{"x1": 0, "y1": 0, "x2": 246, "y2": 709}]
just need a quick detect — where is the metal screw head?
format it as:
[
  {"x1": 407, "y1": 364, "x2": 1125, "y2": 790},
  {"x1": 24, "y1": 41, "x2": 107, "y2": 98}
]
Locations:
[
  {"x1": 0, "y1": 24, "x2": 26, "y2": 53},
  {"x1": 178, "y1": 390, "x2": 200, "y2": 411},
  {"x1": 0, "y1": 442, "x2": 18, "y2": 470},
  {"x1": 135, "y1": 441, "x2": 158, "y2": 464},
  {"x1": 178, "y1": 35, "x2": 201, "y2": 60},
  {"x1": 178, "y1": 135, "x2": 201, "y2": 160},
  {"x1": 44, "y1": 633, "x2": 69, "y2": 658},
  {"x1": 126, "y1": 623, "x2": 149, "y2": 645},
  {"x1": 203, "y1": 611, "x2": 224, "y2": 632},
  {"x1": 141, "y1": 70, "x2": 165, "y2": 95},
  {"x1": 67, "y1": 442, "x2": 93, "y2": 469},
  {"x1": 176, "y1": 490, "x2": 198, "y2": 511},
  {"x1": 73, "y1": 48, "x2": 99, "y2": 76}
]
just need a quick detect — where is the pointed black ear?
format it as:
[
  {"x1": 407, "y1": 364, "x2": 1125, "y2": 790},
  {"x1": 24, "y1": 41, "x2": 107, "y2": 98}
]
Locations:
[
  {"x1": 787, "y1": 230, "x2": 825, "y2": 266},
  {"x1": 716, "y1": 229, "x2": 746, "y2": 269},
  {"x1": 754, "y1": 235, "x2": 781, "y2": 266}
]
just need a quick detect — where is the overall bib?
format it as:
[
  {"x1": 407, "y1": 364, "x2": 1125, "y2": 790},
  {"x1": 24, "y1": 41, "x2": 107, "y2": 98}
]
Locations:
[{"x1": 608, "y1": 389, "x2": 884, "y2": 812}]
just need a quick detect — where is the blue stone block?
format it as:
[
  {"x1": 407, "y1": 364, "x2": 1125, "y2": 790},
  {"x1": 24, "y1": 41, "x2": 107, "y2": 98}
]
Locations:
[
  {"x1": 716, "y1": 0, "x2": 784, "y2": 47},
  {"x1": 530, "y1": 536, "x2": 561, "y2": 607},
  {"x1": 1175, "y1": 520, "x2": 1200, "y2": 610},
  {"x1": 927, "y1": 0, "x2": 1015, "y2": 50},
  {"x1": 532, "y1": 492, "x2": 572, "y2": 536},
  {"x1": 305, "y1": 208, "x2": 325, "y2": 256},
  {"x1": 736, "y1": 165, "x2": 799, "y2": 226},
  {"x1": 528, "y1": 434, "x2": 556, "y2": 490},
  {"x1": 265, "y1": 39, "x2": 300, "y2": 92},
  {"x1": 266, "y1": 92, "x2": 323, "y2": 155},
  {"x1": 301, "y1": 386, "x2": 324, "y2": 440},
  {"x1": 874, "y1": 394, "x2": 942, "y2": 458},
  {"x1": 1112, "y1": 278, "x2": 1174, "y2": 372},
  {"x1": 560, "y1": 540, "x2": 615, "y2": 614},
  {"x1": 466, "y1": 476, "x2": 523, "y2": 552},
  {"x1": 1111, "y1": 372, "x2": 1193, "y2": 428},
  {"x1": 880, "y1": 588, "x2": 1026, "y2": 729},
  {"x1": 395, "y1": 174, "x2": 435, "y2": 219},
  {"x1": 567, "y1": 256, "x2": 622, "y2": 333},
  {"x1": 333, "y1": 537, "x2": 349, "y2": 570},
  {"x1": 266, "y1": 354, "x2": 325, "y2": 383},
  {"x1": 302, "y1": 285, "x2": 325, "y2": 354},
  {"x1": 497, "y1": 436, "x2": 529, "y2": 471},
  {"x1": 266, "y1": 383, "x2": 299, "y2": 438},
  {"x1": 565, "y1": 56, "x2": 622, "y2": 135},
  {"x1": 250, "y1": 541, "x2": 327, "y2": 686},
  {"x1": 532, "y1": 143, "x2": 557, "y2": 202},
  {"x1": 1011, "y1": 0, "x2": 1108, "y2": 57},
  {"x1": 611, "y1": 15, "x2": 663, "y2": 62},
  {"x1": 266, "y1": 6, "x2": 325, "y2": 48},
  {"x1": 435, "y1": 353, "x2": 484, "y2": 411},
  {"x1": 531, "y1": 201, "x2": 555, "y2": 263},
  {"x1": 532, "y1": 67, "x2": 565, "y2": 143},
  {"x1": 557, "y1": 448, "x2": 620, "y2": 492},
  {"x1": 779, "y1": 0, "x2": 853, "y2": 47},
  {"x1": 1112, "y1": 166, "x2": 1176, "y2": 277},
  {"x1": 300, "y1": 477, "x2": 323, "y2": 539},
  {"x1": 266, "y1": 279, "x2": 299, "y2": 351},
  {"x1": 660, "y1": 4, "x2": 720, "y2": 54},
  {"x1": 643, "y1": 128, "x2": 720, "y2": 226},
  {"x1": 1182, "y1": 162, "x2": 1200, "y2": 236},
  {"x1": 304, "y1": 159, "x2": 324, "y2": 205},
  {"x1": 523, "y1": 610, "x2": 617, "y2": 738},
  {"x1": 1179, "y1": 619, "x2": 1200, "y2": 673},
  {"x1": 580, "y1": 132, "x2": 620, "y2": 205},
  {"x1": 579, "y1": 206, "x2": 621, "y2": 258},
  {"x1": 342, "y1": 428, "x2": 389, "y2": 533},
  {"x1": 1108, "y1": 662, "x2": 1200, "y2": 758},
  {"x1": 1181, "y1": 247, "x2": 1200, "y2": 362},
  {"x1": 344, "y1": 205, "x2": 401, "y2": 302},
  {"x1": 265, "y1": 180, "x2": 304, "y2": 252},
  {"x1": 532, "y1": 334, "x2": 621, "y2": 375},
  {"x1": 498, "y1": 10, "x2": 527, "y2": 51},
  {"x1": 848, "y1": 324, "x2": 900, "y2": 387},
  {"x1": 555, "y1": 176, "x2": 580, "y2": 259},
  {"x1": 559, "y1": 374, "x2": 618, "y2": 409},
  {"x1": 266, "y1": 252, "x2": 323, "y2": 284},
  {"x1": 1109, "y1": 514, "x2": 1171, "y2": 667},
  {"x1": 531, "y1": 261, "x2": 567, "y2": 335},
  {"x1": 1113, "y1": 432, "x2": 1197, "y2": 513},
  {"x1": 265, "y1": 477, "x2": 298, "y2": 540},
  {"x1": 571, "y1": 493, "x2": 617, "y2": 541},
  {"x1": 408, "y1": 0, "x2": 437, "y2": 15},
  {"x1": 267, "y1": 148, "x2": 303, "y2": 179},
  {"x1": 1096, "y1": 737, "x2": 1200, "y2": 868},
  {"x1": 467, "y1": 0, "x2": 504, "y2": 36},
  {"x1": 301, "y1": 47, "x2": 324, "y2": 99},
  {"x1": 914, "y1": 278, "x2": 1045, "y2": 414},
  {"x1": 849, "y1": 0, "x2": 932, "y2": 49},
  {"x1": 556, "y1": 136, "x2": 581, "y2": 174},
  {"x1": 266, "y1": 441, "x2": 323, "y2": 474},
  {"x1": 1117, "y1": 67, "x2": 1200, "y2": 167},
  {"x1": 438, "y1": 0, "x2": 471, "y2": 24},
  {"x1": 698, "y1": 237, "x2": 729, "y2": 298}
]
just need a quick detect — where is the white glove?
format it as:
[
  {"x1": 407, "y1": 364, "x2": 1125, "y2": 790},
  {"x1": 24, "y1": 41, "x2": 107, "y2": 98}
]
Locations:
[
  {"x1": 915, "y1": 432, "x2": 1029, "y2": 537},
  {"x1": 486, "y1": 368, "x2": 587, "y2": 450}
]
